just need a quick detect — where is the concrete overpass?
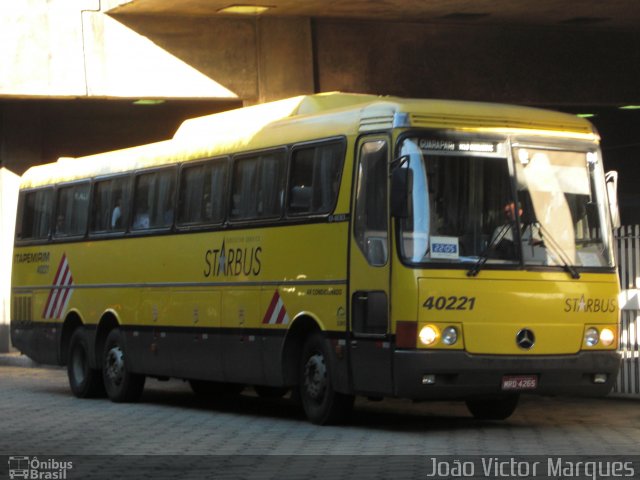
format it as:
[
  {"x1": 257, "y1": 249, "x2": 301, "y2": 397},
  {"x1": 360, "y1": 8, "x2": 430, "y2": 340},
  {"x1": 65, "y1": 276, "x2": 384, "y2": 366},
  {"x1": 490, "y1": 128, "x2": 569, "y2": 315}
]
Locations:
[{"x1": 3, "y1": 0, "x2": 640, "y2": 219}]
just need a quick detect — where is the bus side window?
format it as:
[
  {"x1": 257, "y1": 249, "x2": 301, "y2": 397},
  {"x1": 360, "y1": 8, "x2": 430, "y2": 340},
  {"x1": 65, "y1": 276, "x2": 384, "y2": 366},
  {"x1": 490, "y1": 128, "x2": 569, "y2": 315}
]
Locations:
[
  {"x1": 132, "y1": 169, "x2": 175, "y2": 230},
  {"x1": 178, "y1": 159, "x2": 227, "y2": 226},
  {"x1": 179, "y1": 164, "x2": 204, "y2": 224},
  {"x1": 354, "y1": 140, "x2": 389, "y2": 266},
  {"x1": 18, "y1": 189, "x2": 52, "y2": 240},
  {"x1": 54, "y1": 182, "x2": 90, "y2": 237},
  {"x1": 91, "y1": 181, "x2": 110, "y2": 232},
  {"x1": 230, "y1": 151, "x2": 285, "y2": 221},
  {"x1": 287, "y1": 141, "x2": 344, "y2": 216},
  {"x1": 91, "y1": 176, "x2": 130, "y2": 234},
  {"x1": 208, "y1": 161, "x2": 227, "y2": 222},
  {"x1": 258, "y1": 153, "x2": 284, "y2": 217},
  {"x1": 231, "y1": 157, "x2": 258, "y2": 219}
]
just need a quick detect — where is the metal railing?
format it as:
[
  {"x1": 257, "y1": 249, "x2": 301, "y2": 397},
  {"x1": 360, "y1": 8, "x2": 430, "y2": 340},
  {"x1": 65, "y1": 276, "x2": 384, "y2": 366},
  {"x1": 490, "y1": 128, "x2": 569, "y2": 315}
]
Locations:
[{"x1": 614, "y1": 225, "x2": 640, "y2": 395}]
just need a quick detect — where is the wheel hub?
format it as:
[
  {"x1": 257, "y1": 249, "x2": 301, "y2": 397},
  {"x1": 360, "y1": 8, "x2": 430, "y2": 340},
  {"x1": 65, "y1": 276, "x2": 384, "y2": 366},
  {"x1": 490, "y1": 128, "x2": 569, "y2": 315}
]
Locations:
[
  {"x1": 105, "y1": 346, "x2": 125, "y2": 386},
  {"x1": 304, "y1": 353, "x2": 327, "y2": 401}
]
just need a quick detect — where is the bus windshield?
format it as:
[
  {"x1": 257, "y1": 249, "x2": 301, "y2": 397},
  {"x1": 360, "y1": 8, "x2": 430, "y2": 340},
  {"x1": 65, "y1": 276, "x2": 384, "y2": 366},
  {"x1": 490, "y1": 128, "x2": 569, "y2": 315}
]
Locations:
[{"x1": 397, "y1": 137, "x2": 614, "y2": 269}]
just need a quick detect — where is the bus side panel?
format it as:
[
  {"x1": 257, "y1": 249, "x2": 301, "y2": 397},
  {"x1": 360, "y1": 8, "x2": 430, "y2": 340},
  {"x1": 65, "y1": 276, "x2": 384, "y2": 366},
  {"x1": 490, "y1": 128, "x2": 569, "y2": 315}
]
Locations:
[
  {"x1": 165, "y1": 332, "x2": 224, "y2": 382},
  {"x1": 124, "y1": 327, "x2": 228, "y2": 382},
  {"x1": 221, "y1": 288, "x2": 265, "y2": 385},
  {"x1": 14, "y1": 219, "x2": 350, "y2": 386},
  {"x1": 261, "y1": 332, "x2": 287, "y2": 386},
  {"x1": 163, "y1": 289, "x2": 224, "y2": 381}
]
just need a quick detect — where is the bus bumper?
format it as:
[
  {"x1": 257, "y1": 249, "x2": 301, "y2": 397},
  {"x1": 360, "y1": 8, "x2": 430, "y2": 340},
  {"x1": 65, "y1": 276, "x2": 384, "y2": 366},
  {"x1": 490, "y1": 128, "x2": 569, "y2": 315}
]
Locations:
[
  {"x1": 10, "y1": 322, "x2": 61, "y2": 365},
  {"x1": 393, "y1": 350, "x2": 621, "y2": 399}
]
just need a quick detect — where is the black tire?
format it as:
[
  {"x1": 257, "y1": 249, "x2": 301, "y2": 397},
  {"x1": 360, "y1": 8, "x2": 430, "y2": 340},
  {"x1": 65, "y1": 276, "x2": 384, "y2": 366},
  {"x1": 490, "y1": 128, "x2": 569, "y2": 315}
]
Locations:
[
  {"x1": 299, "y1": 333, "x2": 354, "y2": 425},
  {"x1": 254, "y1": 385, "x2": 289, "y2": 399},
  {"x1": 67, "y1": 328, "x2": 105, "y2": 398},
  {"x1": 102, "y1": 328, "x2": 145, "y2": 402},
  {"x1": 466, "y1": 395, "x2": 519, "y2": 420},
  {"x1": 189, "y1": 380, "x2": 244, "y2": 398}
]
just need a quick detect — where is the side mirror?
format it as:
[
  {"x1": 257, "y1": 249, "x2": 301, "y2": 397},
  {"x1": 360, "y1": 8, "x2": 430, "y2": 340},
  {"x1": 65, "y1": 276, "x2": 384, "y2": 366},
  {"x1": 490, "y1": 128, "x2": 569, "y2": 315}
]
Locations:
[
  {"x1": 390, "y1": 167, "x2": 412, "y2": 218},
  {"x1": 605, "y1": 171, "x2": 621, "y2": 229}
]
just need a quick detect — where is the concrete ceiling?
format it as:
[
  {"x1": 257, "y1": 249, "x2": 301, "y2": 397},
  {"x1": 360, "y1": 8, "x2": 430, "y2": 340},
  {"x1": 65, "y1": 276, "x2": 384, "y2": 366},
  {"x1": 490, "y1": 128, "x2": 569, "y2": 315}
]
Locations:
[{"x1": 108, "y1": 0, "x2": 640, "y2": 29}]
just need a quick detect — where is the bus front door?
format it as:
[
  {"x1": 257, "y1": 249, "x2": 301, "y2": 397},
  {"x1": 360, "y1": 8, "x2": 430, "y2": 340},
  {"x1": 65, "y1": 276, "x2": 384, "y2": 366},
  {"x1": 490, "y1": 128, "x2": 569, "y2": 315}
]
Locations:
[{"x1": 348, "y1": 136, "x2": 393, "y2": 396}]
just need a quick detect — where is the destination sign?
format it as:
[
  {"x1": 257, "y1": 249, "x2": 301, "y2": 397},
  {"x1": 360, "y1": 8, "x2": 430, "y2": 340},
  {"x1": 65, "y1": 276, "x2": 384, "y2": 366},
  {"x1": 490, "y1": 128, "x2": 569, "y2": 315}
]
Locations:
[{"x1": 418, "y1": 138, "x2": 498, "y2": 153}]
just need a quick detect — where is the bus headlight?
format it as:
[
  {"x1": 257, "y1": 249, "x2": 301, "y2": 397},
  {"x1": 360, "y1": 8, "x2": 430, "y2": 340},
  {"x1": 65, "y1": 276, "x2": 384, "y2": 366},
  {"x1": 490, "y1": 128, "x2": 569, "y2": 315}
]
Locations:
[
  {"x1": 584, "y1": 328, "x2": 599, "y2": 347},
  {"x1": 442, "y1": 326, "x2": 458, "y2": 345},
  {"x1": 419, "y1": 325, "x2": 439, "y2": 346},
  {"x1": 599, "y1": 328, "x2": 615, "y2": 347}
]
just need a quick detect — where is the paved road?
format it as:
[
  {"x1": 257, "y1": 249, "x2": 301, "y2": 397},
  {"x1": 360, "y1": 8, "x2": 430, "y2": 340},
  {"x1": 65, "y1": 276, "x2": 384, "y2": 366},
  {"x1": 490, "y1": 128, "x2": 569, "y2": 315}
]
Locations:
[{"x1": 0, "y1": 362, "x2": 638, "y2": 479}]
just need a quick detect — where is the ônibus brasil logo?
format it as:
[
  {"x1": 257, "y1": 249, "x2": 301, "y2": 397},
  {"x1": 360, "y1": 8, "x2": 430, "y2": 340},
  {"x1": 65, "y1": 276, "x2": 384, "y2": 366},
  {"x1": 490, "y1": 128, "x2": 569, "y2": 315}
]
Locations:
[{"x1": 8, "y1": 456, "x2": 73, "y2": 479}]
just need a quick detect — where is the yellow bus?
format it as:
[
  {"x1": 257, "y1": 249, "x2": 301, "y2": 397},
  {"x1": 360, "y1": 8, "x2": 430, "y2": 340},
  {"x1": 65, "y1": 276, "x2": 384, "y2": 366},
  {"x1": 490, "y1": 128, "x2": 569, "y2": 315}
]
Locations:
[{"x1": 11, "y1": 93, "x2": 621, "y2": 424}]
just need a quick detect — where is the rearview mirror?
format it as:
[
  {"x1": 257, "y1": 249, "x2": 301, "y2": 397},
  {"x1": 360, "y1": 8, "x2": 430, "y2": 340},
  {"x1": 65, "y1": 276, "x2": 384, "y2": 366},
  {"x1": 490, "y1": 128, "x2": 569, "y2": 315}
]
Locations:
[
  {"x1": 390, "y1": 167, "x2": 412, "y2": 218},
  {"x1": 605, "y1": 171, "x2": 621, "y2": 229}
]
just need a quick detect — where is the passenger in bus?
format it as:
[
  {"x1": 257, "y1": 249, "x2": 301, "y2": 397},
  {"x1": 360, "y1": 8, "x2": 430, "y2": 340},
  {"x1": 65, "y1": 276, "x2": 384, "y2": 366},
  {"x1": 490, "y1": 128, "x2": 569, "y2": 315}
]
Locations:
[
  {"x1": 55, "y1": 214, "x2": 65, "y2": 235},
  {"x1": 491, "y1": 202, "x2": 542, "y2": 259},
  {"x1": 490, "y1": 202, "x2": 524, "y2": 259},
  {"x1": 203, "y1": 194, "x2": 215, "y2": 221},
  {"x1": 133, "y1": 205, "x2": 150, "y2": 229},
  {"x1": 111, "y1": 198, "x2": 122, "y2": 229}
]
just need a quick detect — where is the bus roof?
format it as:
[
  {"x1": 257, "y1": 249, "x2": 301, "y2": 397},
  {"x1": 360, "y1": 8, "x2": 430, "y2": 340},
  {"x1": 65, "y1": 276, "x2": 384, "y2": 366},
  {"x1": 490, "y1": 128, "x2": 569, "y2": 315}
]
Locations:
[{"x1": 19, "y1": 92, "x2": 597, "y2": 189}]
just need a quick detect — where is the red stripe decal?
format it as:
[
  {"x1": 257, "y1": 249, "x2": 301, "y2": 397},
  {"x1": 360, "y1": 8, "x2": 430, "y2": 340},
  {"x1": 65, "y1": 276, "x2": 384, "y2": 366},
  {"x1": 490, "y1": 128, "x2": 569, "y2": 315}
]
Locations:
[
  {"x1": 43, "y1": 254, "x2": 74, "y2": 320},
  {"x1": 276, "y1": 305, "x2": 287, "y2": 325},
  {"x1": 54, "y1": 272, "x2": 73, "y2": 319},
  {"x1": 42, "y1": 254, "x2": 67, "y2": 318},
  {"x1": 263, "y1": 290, "x2": 280, "y2": 324}
]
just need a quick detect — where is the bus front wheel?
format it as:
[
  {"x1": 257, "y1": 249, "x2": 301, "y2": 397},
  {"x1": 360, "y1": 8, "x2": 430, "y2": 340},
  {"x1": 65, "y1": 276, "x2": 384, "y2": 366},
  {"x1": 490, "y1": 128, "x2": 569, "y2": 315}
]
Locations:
[
  {"x1": 67, "y1": 328, "x2": 105, "y2": 398},
  {"x1": 465, "y1": 395, "x2": 519, "y2": 420},
  {"x1": 102, "y1": 329, "x2": 145, "y2": 403},
  {"x1": 299, "y1": 333, "x2": 354, "y2": 425}
]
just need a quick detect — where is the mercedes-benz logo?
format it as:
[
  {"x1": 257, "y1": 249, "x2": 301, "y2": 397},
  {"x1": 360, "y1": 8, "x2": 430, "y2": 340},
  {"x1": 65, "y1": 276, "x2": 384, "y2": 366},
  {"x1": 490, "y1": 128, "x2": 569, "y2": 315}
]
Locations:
[{"x1": 516, "y1": 329, "x2": 535, "y2": 350}]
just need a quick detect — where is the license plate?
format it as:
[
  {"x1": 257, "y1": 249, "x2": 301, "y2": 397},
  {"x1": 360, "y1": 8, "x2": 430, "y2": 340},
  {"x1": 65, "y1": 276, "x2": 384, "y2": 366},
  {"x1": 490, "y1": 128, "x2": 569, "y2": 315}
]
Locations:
[{"x1": 501, "y1": 375, "x2": 538, "y2": 391}]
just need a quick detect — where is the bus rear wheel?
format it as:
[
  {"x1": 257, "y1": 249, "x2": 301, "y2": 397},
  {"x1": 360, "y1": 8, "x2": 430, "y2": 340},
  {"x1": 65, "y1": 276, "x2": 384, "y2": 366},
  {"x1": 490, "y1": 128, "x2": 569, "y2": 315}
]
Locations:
[
  {"x1": 465, "y1": 395, "x2": 519, "y2": 420},
  {"x1": 67, "y1": 328, "x2": 105, "y2": 398},
  {"x1": 102, "y1": 329, "x2": 145, "y2": 403},
  {"x1": 299, "y1": 333, "x2": 354, "y2": 425}
]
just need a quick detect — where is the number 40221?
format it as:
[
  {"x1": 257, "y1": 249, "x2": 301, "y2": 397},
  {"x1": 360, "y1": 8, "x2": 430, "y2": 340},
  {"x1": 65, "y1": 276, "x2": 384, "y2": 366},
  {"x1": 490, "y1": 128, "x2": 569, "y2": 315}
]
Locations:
[{"x1": 423, "y1": 296, "x2": 476, "y2": 311}]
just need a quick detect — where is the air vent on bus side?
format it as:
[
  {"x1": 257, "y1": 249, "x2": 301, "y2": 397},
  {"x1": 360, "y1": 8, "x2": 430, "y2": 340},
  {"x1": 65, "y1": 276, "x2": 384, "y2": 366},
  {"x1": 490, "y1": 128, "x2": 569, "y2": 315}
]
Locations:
[
  {"x1": 360, "y1": 106, "x2": 395, "y2": 132},
  {"x1": 12, "y1": 295, "x2": 33, "y2": 324}
]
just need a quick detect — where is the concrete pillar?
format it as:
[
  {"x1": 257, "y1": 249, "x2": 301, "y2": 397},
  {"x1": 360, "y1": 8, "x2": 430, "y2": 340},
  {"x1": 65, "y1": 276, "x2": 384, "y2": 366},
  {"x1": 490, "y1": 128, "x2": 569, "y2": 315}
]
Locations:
[
  {"x1": 0, "y1": 168, "x2": 20, "y2": 353},
  {"x1": 255, "y1": 17, "x2": 315, "y2": 103}
]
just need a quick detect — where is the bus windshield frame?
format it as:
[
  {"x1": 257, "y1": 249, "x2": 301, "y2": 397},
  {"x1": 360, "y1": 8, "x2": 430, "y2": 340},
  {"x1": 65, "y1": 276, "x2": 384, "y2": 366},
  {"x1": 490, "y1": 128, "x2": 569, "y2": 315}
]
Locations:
[{"x1": 395, "y1": 133, "x2": 615, "y2": 271}]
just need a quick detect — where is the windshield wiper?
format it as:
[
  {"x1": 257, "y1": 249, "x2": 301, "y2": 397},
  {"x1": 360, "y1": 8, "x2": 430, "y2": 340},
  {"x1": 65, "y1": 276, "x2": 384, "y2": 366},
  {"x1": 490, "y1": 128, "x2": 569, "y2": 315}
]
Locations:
[
  {"x1": 531, "y1": 222, "x2": 581, "y2": 279},
  {"x1": 467, "y1": 223, "x2": 513, "y2": 277},
  {"x1": 467, "y1": 221, "x2": 582, "y2": 279}
]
